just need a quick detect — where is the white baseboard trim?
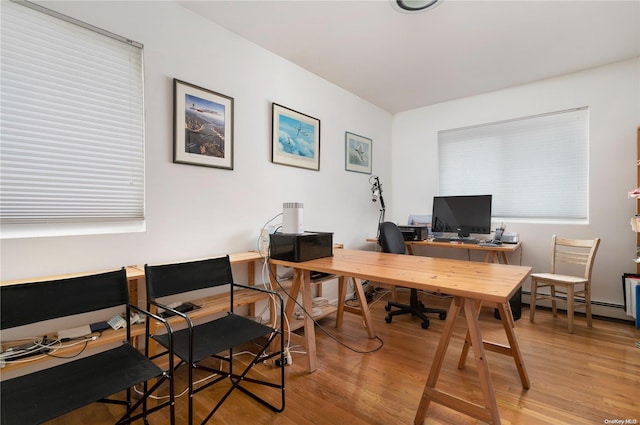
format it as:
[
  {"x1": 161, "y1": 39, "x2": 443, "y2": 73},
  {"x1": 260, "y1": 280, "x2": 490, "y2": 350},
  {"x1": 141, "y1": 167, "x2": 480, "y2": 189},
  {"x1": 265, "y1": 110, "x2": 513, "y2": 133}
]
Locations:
[{"x1": 521, "y1": 292, "x2": 634, "y2": 322}]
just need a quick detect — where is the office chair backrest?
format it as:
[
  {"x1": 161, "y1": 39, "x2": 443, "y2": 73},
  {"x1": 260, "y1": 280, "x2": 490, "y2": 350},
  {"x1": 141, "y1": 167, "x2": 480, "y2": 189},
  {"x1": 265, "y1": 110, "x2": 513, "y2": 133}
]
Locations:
[
  {"x1": 379, "y1": 222, "x2": 407, "y2": 255},
  {"x1": 1, "y1": 268, "x2": 129, "y2": 330},
  {"x1": 550, "y1": 235, "x2": 601, "y2": 279},
  {"x1": 145, "y1": 256, "x2": 234, "y2": 299}
]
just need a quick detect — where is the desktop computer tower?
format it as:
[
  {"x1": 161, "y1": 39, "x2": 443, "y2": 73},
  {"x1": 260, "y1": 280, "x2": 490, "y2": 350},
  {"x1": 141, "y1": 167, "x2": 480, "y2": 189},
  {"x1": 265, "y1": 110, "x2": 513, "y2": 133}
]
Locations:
[{"x1": 494, "y1": 287, "x2": 522, "y2": 321}]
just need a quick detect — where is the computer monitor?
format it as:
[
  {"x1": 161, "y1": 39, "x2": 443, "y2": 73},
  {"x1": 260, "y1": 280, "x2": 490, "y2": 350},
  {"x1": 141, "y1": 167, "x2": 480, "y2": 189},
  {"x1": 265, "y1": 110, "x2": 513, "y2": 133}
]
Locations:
[{"x1": 431, "y1": 195, "x2": 492, "y2": 238}]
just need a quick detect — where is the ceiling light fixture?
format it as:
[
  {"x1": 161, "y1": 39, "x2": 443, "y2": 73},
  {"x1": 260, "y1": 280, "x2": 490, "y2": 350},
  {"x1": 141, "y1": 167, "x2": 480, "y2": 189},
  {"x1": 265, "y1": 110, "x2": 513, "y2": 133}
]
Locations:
[{"x1": 394, "y1": 0, "x2": 442, "y2": 13}]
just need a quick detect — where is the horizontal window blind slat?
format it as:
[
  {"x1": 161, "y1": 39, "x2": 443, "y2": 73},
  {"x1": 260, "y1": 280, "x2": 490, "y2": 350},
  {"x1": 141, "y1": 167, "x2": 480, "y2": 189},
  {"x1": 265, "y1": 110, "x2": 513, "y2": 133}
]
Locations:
[
  {"x1": 438, "y1": 108, "x2": 588, "y2": 221},
  {"x1": 1, "y1": 78, "x2": 143, "y2": 111},
  {"x1": 1, "y1": 1, "x2": 145, "y2": 226},
  {"x1": 2, "y1": 128, "x2": 144, "y2": 153}
]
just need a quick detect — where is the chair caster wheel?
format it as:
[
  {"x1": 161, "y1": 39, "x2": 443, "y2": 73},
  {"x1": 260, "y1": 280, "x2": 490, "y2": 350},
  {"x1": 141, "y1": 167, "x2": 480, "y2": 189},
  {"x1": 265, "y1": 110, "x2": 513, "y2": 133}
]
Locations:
[
  {"x1": 439, "y1": 312, "x2": 447, "y2": 320},
  {"x1": 385, "y1": 315, "x2": 392, "y2": 323},
  {"x1": 385, "y1": 304, "x2": 391, "y2": 312},
  {"x1": 421, "y1": 321, "x2": 430, "y2": 329}
]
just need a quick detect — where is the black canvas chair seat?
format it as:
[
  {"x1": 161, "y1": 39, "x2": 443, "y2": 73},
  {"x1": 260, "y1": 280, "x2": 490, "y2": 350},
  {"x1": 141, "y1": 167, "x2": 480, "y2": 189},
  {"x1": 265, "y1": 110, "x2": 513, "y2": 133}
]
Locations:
[
  {"x1": 153, "y1": 313, "x2": 275, "y2": 363},
  {"x1": 1, "y1": 344, "x2": 163, "y2": 424}
]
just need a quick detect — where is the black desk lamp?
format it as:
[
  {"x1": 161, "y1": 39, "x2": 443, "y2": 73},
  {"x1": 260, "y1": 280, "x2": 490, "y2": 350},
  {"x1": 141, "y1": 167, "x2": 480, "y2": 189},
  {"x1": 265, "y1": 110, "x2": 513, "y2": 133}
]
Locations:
[{"x1": 370, "y1": 175, "x2": 386, "y2": 239}]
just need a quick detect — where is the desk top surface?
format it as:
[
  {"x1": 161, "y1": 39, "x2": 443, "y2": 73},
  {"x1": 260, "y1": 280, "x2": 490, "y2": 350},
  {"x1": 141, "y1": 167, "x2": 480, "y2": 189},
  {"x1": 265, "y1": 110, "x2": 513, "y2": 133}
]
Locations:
[
  {"x1": 270, "y1": 249, "x2": 531, "y2": 304},
  {"x1": 412, "y1": 239, "x2": 521, "y2": 252},
  {"x1": 366, "y1": 238, "x2": 521, "y2": 252}
]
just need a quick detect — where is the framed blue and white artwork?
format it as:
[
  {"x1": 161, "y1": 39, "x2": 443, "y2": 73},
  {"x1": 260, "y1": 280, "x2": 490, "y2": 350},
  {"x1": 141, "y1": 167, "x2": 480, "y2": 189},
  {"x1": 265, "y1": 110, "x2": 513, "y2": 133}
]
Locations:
[{"x1": 272, "y1": 103, "x2": 320, "y2": 171}]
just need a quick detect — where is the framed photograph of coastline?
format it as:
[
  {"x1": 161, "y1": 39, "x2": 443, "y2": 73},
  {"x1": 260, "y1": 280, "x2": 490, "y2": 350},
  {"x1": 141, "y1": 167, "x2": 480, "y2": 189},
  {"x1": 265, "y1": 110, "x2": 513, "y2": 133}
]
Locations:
[
  {"x1": 345, "y1": 131, "x2": 372, "y2": 174},
  {"x1": 173, "y1": 79, "x2": 234, "y2": 169},
  {"x1": 271, "y1": 103, "x2": 320, "y2": 171}
]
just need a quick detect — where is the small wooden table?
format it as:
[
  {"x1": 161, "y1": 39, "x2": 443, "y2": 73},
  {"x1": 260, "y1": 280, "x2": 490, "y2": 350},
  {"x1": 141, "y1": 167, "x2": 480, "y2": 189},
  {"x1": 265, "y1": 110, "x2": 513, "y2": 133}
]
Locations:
[{"x1": 270, "y1": 249, "x2": 531, "y2": 425}]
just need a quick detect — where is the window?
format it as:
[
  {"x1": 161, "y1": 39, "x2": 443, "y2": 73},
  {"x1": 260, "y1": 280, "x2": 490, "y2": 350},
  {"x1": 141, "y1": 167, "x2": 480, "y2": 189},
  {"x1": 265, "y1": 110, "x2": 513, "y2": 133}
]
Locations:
[
  {"x1": 0, "y1": 1, "x2": 144, "y2": 237},
  {"x1": 438, "y1": 107, "x2": 589, "y2": 222}
]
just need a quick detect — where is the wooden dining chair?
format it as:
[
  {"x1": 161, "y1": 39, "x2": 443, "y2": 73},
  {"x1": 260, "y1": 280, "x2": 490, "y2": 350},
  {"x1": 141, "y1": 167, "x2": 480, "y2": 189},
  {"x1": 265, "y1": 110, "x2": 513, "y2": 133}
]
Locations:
[{"x1": 529, "y1": 235, "x2": 601, "y2": 333}]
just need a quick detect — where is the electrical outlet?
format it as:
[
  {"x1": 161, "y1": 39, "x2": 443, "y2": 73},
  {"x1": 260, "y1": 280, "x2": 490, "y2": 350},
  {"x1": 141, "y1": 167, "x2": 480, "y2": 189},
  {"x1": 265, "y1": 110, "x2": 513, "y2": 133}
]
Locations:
[{"x1": 275, "y1": 350, "x2": 292, "y2": 367}]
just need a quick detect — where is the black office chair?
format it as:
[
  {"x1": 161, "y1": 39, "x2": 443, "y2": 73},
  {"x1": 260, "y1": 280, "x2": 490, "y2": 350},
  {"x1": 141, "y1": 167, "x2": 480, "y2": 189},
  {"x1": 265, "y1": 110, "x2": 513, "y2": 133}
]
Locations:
[
  {"x1": 144, "y1": 256, "x2": 285, "y2": 425},
  {"x1": 380, "y1": 222, "x2": 447, "y2": 329}
]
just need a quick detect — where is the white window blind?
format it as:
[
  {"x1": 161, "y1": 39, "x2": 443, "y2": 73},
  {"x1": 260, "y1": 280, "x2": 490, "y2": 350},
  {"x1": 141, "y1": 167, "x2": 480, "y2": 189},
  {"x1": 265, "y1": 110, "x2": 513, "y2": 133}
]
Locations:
[
  {"x1": 438, "y1": 107, "x2": 589, "y2": 221},
  {"x1": 0, "y1": 1, "x2": 144, "y2": 225}
]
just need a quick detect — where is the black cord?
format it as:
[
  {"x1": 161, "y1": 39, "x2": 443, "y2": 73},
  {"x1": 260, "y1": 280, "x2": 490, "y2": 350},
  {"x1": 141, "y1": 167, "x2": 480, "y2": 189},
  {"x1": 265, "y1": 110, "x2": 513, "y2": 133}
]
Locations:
[
  {"x1": 266, "y1": 257, "x2": 384, "y2": 355},
  {"x1": 43, "y1": 336, "x2": 92, "y2": 359},
  {"x1": 0, "y1": 335, "x2": 93, "y2": 362}
]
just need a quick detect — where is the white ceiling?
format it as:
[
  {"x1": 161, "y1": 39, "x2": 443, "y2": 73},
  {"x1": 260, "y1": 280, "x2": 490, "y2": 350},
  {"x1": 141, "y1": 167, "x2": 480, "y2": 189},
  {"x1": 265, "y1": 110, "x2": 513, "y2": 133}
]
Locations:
[{"x1": 179, "y1": 0, "x2": 640, "y2": 114}]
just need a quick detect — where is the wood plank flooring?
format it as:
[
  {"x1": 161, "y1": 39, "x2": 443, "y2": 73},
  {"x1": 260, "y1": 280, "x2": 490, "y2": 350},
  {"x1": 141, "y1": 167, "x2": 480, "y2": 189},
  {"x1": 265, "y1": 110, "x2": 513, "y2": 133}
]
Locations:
[{"x1": 43, "y1": 290, "x2": 640, "y2": 424}]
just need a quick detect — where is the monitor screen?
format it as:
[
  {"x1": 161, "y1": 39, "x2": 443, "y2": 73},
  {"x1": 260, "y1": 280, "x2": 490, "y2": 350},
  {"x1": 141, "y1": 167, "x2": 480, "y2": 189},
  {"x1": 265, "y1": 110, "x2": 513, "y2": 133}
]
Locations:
[{"x1": 431, "y1": 195, "x2": 492, "y2": 237}]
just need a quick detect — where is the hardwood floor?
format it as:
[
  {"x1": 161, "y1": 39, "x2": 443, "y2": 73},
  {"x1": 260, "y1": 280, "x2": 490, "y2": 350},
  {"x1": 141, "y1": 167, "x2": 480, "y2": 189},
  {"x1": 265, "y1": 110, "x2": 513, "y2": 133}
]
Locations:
[{"x1": 44, "y1": 290, "x2": 640, "y2": 424}]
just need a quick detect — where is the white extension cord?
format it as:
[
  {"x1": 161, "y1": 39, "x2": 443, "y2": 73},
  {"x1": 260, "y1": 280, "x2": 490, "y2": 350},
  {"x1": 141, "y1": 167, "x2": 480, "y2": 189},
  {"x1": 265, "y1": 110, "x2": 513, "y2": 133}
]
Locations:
[{"x1": 57, "y1": 325, "x2": 91, "y2": 340}]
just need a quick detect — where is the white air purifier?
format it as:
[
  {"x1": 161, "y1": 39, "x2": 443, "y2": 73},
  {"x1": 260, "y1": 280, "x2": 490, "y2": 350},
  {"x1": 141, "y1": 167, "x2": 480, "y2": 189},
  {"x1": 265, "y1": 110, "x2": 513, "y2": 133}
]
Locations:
[{"x1": 282, "y1": 202, "x2": 304, "y2": 234}]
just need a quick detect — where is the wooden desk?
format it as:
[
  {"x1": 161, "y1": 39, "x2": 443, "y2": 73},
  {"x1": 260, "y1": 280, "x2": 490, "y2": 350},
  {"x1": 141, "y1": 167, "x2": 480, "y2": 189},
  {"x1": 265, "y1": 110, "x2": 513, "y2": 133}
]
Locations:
[
  {"x1": 367, "y1": 237, "x2": 521, "y2": 264},
  {"x1": 268, "y1": 265, "x2": 376, "y2": 371},
  {"x1": 270, "y1": 249, "x2": 531, "y2": 425},
  {"x1": 408, "y1": 240, "x2": 522, "y2": 264}
]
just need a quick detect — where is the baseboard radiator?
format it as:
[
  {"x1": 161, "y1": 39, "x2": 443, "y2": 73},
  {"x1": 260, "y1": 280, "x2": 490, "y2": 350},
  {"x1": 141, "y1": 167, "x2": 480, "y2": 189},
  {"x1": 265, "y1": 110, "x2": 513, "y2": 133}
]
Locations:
[{"x1": 521, "y1": 290, "x2": 633, "y2": 322}]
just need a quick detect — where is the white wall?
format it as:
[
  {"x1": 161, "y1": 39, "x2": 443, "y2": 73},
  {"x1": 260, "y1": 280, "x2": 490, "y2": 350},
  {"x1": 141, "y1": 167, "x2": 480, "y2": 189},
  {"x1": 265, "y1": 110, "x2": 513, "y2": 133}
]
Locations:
[
  {"x1": 392, "y1": 58, "x2": 640, "y2": 319},
  {"x1": 2, "y1": 2, "x2": 638, "y2": 322},
  {"x1": 0, "y1": 1, "x2": 392, "y2": 287}
]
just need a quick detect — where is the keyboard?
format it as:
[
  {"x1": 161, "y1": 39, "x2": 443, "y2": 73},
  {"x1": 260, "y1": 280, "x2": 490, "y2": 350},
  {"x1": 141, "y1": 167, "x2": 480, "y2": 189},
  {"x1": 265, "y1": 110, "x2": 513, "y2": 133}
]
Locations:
[{"x1": 432, "y1": 237, "x2": 479, "y2": 244}]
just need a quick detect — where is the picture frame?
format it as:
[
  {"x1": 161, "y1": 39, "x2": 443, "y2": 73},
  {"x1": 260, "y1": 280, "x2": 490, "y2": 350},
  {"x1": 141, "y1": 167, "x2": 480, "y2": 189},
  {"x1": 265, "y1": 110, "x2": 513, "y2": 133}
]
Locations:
[
  {"x1": 173, "y1": 78, "x2": 234, "y2": 170},
  {"x1": 345, "y1": 131, "x2": 372, "y2": 174},
  {"x1": 271, "y1": 103, "x2": 320, "y2": 171}
]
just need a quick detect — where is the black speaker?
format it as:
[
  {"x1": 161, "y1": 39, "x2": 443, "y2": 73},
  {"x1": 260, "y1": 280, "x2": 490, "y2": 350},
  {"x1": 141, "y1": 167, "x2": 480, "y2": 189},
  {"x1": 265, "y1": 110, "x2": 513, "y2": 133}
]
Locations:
[{"x1": 494, "y1": 287, "x2": 522, "y2": 321}]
